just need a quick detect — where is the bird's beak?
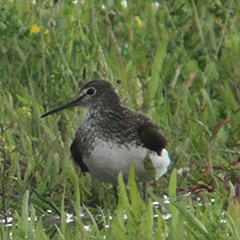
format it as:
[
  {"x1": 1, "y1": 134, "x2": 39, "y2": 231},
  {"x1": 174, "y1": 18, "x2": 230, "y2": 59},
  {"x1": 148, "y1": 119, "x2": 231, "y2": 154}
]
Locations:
[{"x1": 41, "y1": 95, "x2": 83, "y2": 118}]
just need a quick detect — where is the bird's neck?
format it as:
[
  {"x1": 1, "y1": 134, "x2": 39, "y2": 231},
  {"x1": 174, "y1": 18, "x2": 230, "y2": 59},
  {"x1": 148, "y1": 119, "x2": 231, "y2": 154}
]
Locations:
[{"x1": 85, "y1": 105, "x2": 121, "y2": 120}]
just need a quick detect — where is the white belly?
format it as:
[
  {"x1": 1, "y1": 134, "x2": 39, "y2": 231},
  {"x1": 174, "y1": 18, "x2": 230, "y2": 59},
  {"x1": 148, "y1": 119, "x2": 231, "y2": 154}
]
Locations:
[{"x1": 84, "y1": 140, "x2": 171, "y2": 185}]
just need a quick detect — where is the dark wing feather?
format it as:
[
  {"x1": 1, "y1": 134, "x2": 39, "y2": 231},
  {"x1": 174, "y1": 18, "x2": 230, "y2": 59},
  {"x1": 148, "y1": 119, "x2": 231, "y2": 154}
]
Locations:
[
  {"x1": 70, "y1": 139, "x2": 88, "y2": 173},
  {"x1": 137, "y1": 118, "x2": 167, "y2": 155}
]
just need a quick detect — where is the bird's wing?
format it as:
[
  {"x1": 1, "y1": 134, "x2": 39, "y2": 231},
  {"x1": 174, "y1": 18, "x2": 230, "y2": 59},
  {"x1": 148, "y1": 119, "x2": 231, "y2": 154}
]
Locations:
[
  {"x1": 137, "y1": 118, "x2": 167, "y2": 156},
  {"x1": 70, "y1": 138, "x2": 89, "y2": 173}
]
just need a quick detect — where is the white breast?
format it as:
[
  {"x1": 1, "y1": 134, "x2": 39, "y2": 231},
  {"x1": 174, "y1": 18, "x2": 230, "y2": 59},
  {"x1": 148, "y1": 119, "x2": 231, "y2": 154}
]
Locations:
[{"x1": 84, "y1": 139, "x2": 171, "y2": 185}]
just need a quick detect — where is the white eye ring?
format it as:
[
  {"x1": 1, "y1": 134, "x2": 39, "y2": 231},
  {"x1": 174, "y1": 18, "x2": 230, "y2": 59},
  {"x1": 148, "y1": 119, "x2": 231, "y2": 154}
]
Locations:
[{"x1": 86, "y1": 87, "x2": 96, "y2": 96}]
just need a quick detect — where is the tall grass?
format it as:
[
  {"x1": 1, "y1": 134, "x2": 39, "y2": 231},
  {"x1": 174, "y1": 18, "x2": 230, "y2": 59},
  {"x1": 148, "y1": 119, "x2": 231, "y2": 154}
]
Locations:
[{"x1": 0, "y1": 0, "x2": 240, "y2": 239}]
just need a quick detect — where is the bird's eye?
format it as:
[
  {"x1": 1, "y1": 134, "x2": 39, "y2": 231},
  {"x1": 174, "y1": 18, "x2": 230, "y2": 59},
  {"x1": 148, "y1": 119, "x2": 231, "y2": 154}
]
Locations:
[{"x1": 86, "y1": 88, "x2": 96, "y2": 96}]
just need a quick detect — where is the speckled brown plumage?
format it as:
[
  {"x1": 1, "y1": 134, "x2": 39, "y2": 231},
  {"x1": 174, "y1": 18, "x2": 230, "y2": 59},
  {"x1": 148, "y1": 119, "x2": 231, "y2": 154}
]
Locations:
[{"x1": 42, "y1": 80, "x2": 170, "y2": 185}]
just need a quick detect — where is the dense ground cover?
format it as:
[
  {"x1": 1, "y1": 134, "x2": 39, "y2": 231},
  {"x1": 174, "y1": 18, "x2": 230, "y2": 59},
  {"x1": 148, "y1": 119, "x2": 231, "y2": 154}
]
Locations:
[{"x1": 0, "y1": 0, "x2": 240, "y2": 239}]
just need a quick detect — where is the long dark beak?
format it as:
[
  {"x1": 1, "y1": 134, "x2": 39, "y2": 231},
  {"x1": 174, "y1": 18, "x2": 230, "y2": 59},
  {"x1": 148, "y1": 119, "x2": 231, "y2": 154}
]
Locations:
[{"x1": 41, "y1": 96, "x2": 82, "y2": 118}]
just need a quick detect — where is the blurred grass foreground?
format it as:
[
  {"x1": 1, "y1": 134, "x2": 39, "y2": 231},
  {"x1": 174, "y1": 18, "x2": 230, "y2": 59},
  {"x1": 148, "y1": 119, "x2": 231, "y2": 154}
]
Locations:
[{"x1": 0, "y1": 0, "x2": 240, "y2": 239}]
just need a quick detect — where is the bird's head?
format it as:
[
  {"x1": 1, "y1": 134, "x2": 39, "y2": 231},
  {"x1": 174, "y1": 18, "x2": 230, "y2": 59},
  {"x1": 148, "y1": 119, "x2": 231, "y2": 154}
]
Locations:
[{"x1": 41, "y1": 80, "x2": 120, "y2": 118}]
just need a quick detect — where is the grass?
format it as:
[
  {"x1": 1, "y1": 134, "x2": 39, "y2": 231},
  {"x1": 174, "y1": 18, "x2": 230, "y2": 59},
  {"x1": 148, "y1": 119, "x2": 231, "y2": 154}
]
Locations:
[{"x1": 0, "y1": 0, "x2": 240, "y2": 239}]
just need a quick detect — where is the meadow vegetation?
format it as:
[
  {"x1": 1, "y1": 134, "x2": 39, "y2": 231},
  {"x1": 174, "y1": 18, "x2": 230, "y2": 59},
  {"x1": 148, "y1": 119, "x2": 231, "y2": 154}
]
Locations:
[{"x1": 0, "y1": 0, "x2": 240, "y2": 239}]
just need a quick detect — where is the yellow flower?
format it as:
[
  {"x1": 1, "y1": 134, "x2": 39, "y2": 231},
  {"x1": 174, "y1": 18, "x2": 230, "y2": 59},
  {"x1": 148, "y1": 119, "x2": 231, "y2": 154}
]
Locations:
[
  {"x1": 22, "y1": 106, "x2": 32, "y2": 117},
  {"x1": 45, "y1": 29, "x2": 49, "y2": 34},
  {"x1": 30, "y1": 24, "x2": 40, "y2": 34},
  {"x1": 135, "y1": 16, "x2": 143, "y2": 27}
]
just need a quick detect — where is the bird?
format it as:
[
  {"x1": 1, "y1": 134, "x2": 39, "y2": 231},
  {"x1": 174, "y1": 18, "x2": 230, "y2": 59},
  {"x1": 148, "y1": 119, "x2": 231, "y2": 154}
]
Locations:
[{"x1": 41, "y1": 80, "x2": 170, "y2": 186}]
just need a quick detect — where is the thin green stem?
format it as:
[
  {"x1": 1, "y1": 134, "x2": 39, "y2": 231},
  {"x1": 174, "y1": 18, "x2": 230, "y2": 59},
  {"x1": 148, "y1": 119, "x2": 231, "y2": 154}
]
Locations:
[
  {"x1": 216, "y1": 0, "x2": 233, "y2": 58},
  {"x1": 38, "y1": 2, "x2": 47, "y2": 93},
  {"x1": 0, "y1": 119, "x2": 7, "y2": 225}
]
